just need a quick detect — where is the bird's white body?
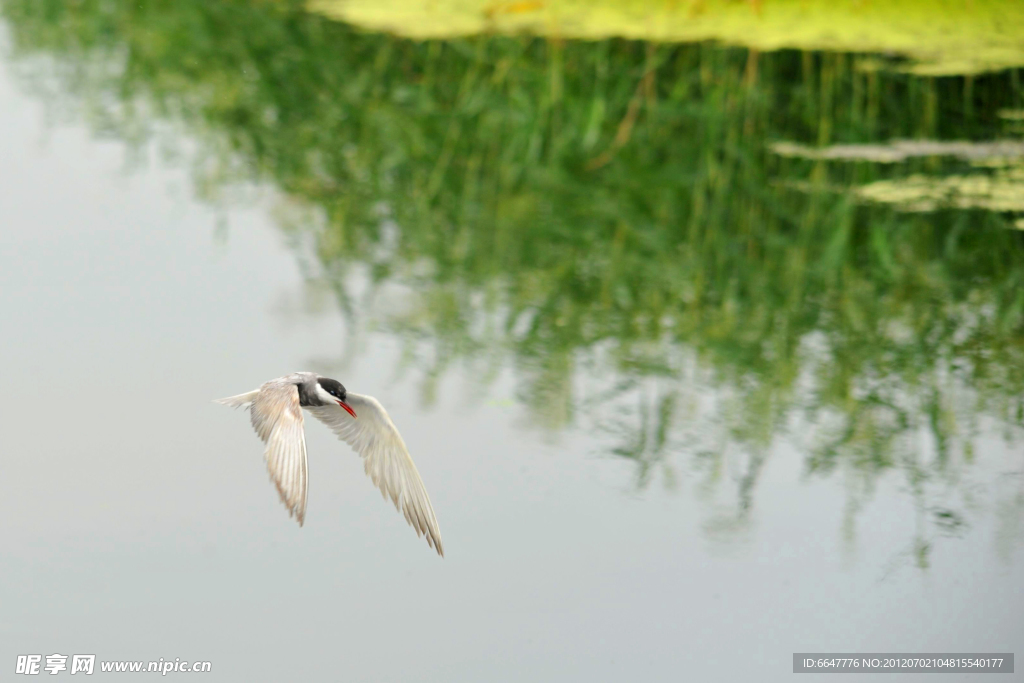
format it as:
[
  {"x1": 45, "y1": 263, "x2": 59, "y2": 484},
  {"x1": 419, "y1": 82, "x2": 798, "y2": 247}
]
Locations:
[{"x1": 216, "y1": 372, "x2": 443, "y2": 556}]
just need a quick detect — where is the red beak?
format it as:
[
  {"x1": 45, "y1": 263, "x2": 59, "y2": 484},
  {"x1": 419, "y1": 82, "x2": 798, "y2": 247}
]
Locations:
[{"x1": 338, "y1": 400, "x2": 357, "y2": 418}]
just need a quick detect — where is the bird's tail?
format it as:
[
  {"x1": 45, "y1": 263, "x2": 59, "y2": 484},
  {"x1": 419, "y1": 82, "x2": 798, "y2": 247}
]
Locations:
[{"x1": 214, "y1": 390, "x2": 259, "y2": 408}]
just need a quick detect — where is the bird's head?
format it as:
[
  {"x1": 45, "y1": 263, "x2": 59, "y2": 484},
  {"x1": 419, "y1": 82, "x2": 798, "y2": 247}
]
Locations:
[{"x1": 316, "y1": 377, "x2": 357, "y2": 418}]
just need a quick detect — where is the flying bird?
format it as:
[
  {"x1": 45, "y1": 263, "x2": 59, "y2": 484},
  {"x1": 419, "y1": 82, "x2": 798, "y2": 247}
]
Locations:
[{"x1": 216, "y1": 372, "x2": 443, "y2": 556}]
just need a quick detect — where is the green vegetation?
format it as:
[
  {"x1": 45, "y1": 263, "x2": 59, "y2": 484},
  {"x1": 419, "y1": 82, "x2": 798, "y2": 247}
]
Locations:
[
  {"x1": 3, "y1": 0, "x2": 1023, "y2": 553},
  {"x1": 311, "y1": 0, "x2": 1024, "y2": 75}
]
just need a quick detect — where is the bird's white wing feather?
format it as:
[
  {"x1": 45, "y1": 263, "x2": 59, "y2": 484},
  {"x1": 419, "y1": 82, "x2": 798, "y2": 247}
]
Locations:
[
  {"x1": 249, "y1": 381, "x2": 309, "y2": 526},
  {"x1": 308, "y1": 393, "x2": 443, "y2": 556}
]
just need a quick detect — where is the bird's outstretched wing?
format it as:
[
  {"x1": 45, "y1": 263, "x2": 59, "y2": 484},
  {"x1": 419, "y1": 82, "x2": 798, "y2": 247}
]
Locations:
[
  {"x1": 308, "y1": 393, "x2": 443, "y2": 556},
  {"x1": 248, "y1": 380, "x2": 309, "y2": 526}
]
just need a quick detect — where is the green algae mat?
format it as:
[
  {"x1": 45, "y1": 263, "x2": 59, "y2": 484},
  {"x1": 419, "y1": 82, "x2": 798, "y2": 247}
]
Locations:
[{"x1": 311, "y1": 0, "x2": 1024, "y2": 75}]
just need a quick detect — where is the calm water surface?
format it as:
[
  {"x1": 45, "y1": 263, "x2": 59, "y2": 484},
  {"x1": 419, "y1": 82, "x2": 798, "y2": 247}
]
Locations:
[{"x1": 1, "y1": 3, "x2": 1023, "y2": 681}]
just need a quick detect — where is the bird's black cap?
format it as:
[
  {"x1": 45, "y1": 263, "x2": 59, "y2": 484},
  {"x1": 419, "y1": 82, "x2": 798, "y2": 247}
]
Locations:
[{"x1": 317, "y1": 377, "x2": 347, "y2": 400}]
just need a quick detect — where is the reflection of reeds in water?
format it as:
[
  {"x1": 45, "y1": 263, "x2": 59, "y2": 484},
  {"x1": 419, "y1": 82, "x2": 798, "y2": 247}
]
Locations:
[{"x1": 4, "y1": 0, "x2": 1024, "y2": 558}]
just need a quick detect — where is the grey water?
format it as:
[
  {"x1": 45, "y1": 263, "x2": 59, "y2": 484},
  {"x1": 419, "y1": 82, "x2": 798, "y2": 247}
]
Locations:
[{"x1": 0, "y1": 23, "x2": 1022, "y2": 683}]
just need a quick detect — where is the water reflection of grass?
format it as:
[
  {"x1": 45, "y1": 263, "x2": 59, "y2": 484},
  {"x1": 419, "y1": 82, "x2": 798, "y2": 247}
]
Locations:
[{"x1": 4, "y1": 0, "x2": 1023, "y2": 557}]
